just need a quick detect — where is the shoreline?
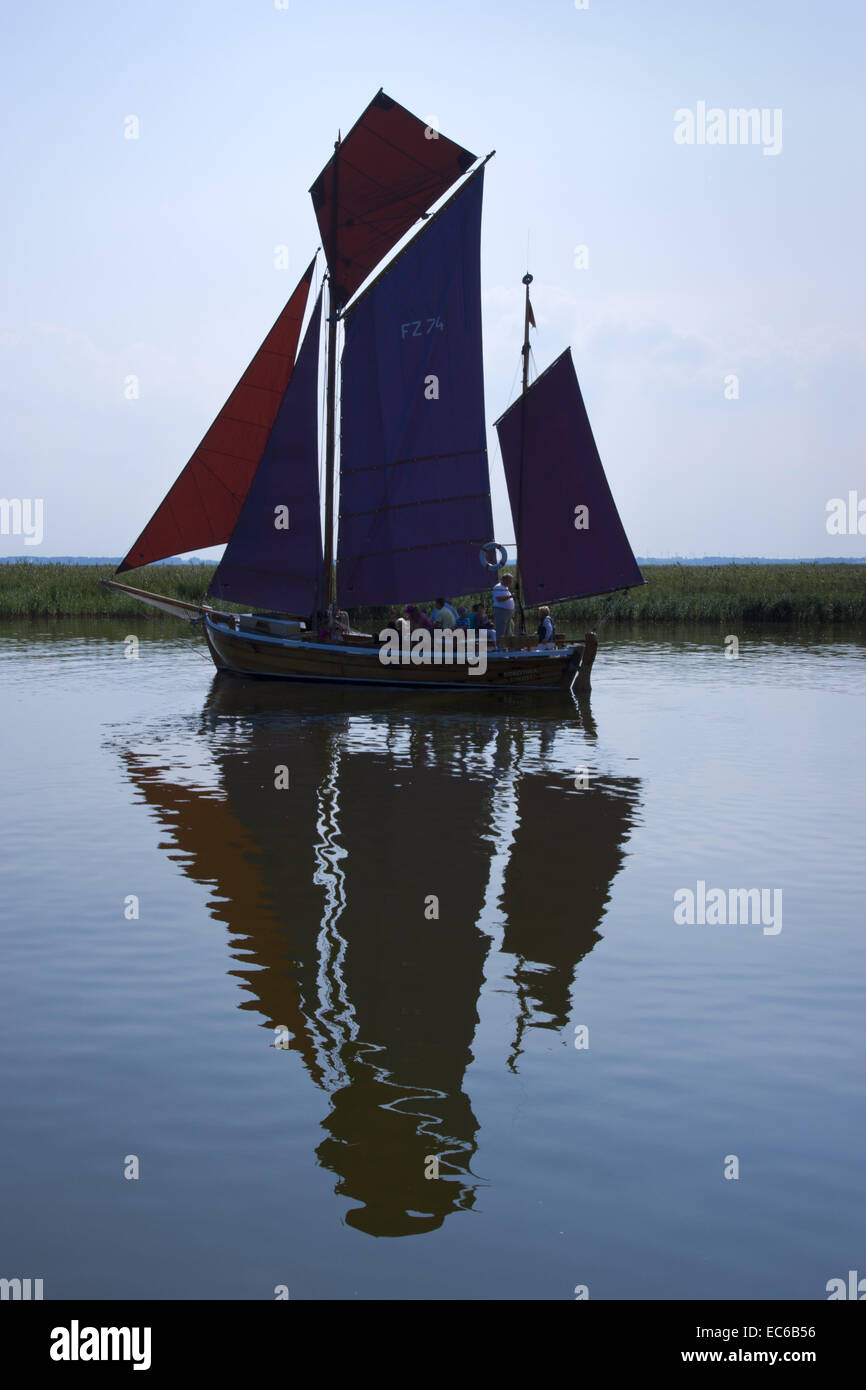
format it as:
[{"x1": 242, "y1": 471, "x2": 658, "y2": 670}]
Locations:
[{"x1": 0, "y1": 561, "x2": 864, "y2": 624}]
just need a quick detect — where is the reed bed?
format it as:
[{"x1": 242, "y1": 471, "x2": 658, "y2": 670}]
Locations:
[
  {"x1": 0, "y1": 563, "x2": 242, "y2": 618},
  {"x1": 0, "y1": 560, "x2": 863, "y2": 624},
  {"x1": 361, "y1": 563, "x2": 866, "y2": 628}
]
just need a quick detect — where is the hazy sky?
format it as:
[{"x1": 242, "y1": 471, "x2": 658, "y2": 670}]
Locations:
[{"x1": 1, "y1": 0, "x2": 863, "y2": 560}]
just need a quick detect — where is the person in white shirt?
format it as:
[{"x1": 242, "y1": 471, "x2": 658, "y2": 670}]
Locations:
[
  {"x1": 491, "y1": 573, "x2": 516, "y2": 643},
  {"x1": 394, "y1": 612, "x2": 410, "y2": 648}
]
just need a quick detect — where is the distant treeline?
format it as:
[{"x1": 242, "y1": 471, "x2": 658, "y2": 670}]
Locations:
[{"x1": 0, "y1": 561, "x2": 864, "y2": 624}]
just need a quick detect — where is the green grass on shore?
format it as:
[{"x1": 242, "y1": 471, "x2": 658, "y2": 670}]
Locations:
[
  {"x1": 0, "y1": 564, "x2": 244, "y2": 619},
  {"x1": 0, "y1": 560, "x2": 864, "y2": 624}
]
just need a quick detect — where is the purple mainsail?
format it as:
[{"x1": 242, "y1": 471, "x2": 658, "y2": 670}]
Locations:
[
  {"x1": 495, "y1": 349, "x2": 644, "y2": 603},
  {"x1": 337, "y1": 170, "x2": 493, "y2": 608},
  {"x1": 209, "y1": 286, "x2": 324, "y2": 615}
]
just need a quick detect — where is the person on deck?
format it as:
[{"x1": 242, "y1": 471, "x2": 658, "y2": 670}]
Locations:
[
  {"x1": 405, "y1": 604, "x2": 433, "y2": 633},
  {"x1": 317, "y1": 614, "x2": 343, "y2": 642},
  {"x1": 393, "y1": 611, "x2": 410, "y2": 647},
  {"x1": 455, "y1": 606, "x2": 470, "y2": 629},
  {"x1": 431, "y1": 598, "x2": 456, "y2": 628},
  {"x1": 536, "y1": 605, "x2": 555, "y2": 649},
  {"x1": 469, "y1": 603, "x2": 497, "y2": 645},
  {"x1": 492, "y1": 573, "x2": 516, "y2": 643},
  {"x1": 316, "y1": 609, "x2": 350, "y2": 643}
]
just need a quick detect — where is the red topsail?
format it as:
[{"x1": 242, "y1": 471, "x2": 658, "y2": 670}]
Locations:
[
  {"x1": 309, "y1": 90, "x2": 475, "y2": 308},
  {"x1": 117, "y1": 260, "x2": 316, "y2": 573}
]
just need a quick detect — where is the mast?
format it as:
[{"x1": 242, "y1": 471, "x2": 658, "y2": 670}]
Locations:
[
  {"x1": 514, "y1": 272, "x2": 533, "y2": 634},
  {"x1": 320, "y1": 136, "x2": 340, "y2": 620}
]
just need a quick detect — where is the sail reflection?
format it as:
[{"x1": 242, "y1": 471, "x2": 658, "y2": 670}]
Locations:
[
  {"x1": 117, "y1": 678, "x2": 640, "y2": 1236},
  {"x1": 500, "y1": 771, "x2": 639, "y2": 1068}
]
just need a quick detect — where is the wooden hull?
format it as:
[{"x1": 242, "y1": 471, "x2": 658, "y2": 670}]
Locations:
[{"x1": 203, "y1": 614, "x2": 590, "y2": 693}]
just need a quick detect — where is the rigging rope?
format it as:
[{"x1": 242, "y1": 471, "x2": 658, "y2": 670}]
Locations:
[{"x1": 596, "y1": 587, "x2": 631, "y2": 628}]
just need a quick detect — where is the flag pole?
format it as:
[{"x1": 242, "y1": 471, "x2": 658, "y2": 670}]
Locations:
[{"x1": 514, "y1": 271, "x2": 533, "y2": 635}]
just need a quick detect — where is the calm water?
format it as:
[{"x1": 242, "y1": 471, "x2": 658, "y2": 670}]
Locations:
[{"x1": 1, "y1": 619, "x2": 864, "y2": 1300}]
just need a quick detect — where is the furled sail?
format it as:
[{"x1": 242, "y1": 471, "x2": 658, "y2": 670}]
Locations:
[
  {"x1": 495, "y1": 348, "x2": 644, "y2": 603},
  {"x1": 117, "y1": 260, "x2": 316, "y2": 573},
  {"x1": 207, "y1": 287, "x2": 324, "y2": 616},
  {"x1": 310, "y1": 89, "x2": 475, "y2": 309},
  {"x1": 337, "y1": 170, "x2": 493, "y2": 608}
]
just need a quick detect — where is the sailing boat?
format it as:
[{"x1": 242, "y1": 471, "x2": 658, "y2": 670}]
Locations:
[{"x1": 105, "y1": 91, "x2": 644, "y2": 693}]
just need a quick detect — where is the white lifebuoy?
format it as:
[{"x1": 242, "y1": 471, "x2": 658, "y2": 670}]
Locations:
[{"x1": 479, "y1": 541, "x2": 508, "y2": 571}]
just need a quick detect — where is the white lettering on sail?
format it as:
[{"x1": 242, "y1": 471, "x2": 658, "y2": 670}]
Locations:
[{"x1": 400, "y1": 317, "x2": 445, "y2": 339}]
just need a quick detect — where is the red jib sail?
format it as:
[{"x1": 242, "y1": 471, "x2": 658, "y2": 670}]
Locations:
[
  {"x1": 117, "y1": 259, "x2": 316, "y2": 573},
  {"x1": 310, "y1": 90, "x2": 475, "y2": 309}
]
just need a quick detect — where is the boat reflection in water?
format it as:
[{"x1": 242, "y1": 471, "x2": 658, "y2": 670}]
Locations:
[{"x1": 118, "y1": 679, "x2": 640, "y2": 1237}]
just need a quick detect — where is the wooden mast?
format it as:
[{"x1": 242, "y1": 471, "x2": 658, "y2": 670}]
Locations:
[
  {"x1": 514, "y1": 271, "x2": 533, "y2": 634},
  {"x1": 320, "y1": 135, "x2": 340, "y2": 620}
]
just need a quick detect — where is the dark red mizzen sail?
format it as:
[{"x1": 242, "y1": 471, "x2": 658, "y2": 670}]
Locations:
[
  {"x1": 117, "y1": 259, "x2": 316, "y2": 573},
  {"x1": 309, "y1": 90, "x2": 475, "y2": 309},
  {"x1": 495, "y1": 348, "x2": 644, "y2": 604}
]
